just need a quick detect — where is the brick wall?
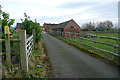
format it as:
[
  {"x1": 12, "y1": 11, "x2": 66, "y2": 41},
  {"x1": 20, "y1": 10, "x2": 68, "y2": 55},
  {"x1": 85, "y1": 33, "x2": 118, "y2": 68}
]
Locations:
[{"x1": 64, "y1": 19, "x2": 82, "y2": 37}]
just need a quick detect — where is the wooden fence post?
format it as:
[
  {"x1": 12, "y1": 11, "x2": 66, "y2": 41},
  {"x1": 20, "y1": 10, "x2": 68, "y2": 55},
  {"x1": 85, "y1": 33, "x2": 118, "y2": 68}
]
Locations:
[
  {"x1": 81, "y1": 37, "x2": 83, "y2": 47},
  {"x1": 69, "y1": 32, "x2": 71, "y2": 41},
  {"x1": 62, "y1": 32, "x2": 63, "y2": 38},
  {"x1": 32, "y1": 29, "x2": 36, "y2": 49},
  {"x1": 115, "y1": 39, "x2": 118, "y2": 61},
  {"x1": 94, "y1": 35, "x2": 96, "y2": 53},
  {"x1": 19, "y1": 30, "x2": 28, "y2": 72},
  {"x1": 5, "y1": 35, "x2": 11, "y2": 68}
]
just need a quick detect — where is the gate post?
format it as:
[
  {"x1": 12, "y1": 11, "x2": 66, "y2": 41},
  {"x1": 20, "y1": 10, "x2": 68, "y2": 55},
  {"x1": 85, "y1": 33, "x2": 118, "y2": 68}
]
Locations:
[
  {"x1": 5, "y1": 35, "x2": 11, "y2": 68},
  {"x1": 19, "y1": 30, "x2": 28, "y2": 72}
]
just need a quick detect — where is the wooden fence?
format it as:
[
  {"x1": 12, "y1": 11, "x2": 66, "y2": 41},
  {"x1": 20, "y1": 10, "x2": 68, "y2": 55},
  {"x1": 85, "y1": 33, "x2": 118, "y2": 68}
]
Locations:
[
  {"x1": 0, "y1": 29, "x2": 35, "y2": 72},
  {"x1": 57, "y1": 32, "x2": 120, "y2": 60}
]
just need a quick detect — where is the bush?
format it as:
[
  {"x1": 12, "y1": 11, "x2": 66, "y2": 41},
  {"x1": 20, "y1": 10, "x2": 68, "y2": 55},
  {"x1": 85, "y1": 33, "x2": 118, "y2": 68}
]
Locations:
[{"x1": 21, "y1": 13, "x2": 42, "y2": 43}]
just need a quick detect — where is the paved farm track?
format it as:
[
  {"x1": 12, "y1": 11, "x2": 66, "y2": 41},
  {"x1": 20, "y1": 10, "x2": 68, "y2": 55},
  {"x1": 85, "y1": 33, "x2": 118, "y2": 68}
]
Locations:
[{"x1": 42, "y1": 33, "x2": 119, "y2": 78}]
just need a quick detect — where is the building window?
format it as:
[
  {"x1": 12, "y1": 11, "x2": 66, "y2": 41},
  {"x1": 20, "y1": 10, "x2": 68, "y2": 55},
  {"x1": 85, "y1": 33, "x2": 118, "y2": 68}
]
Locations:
[{"x1": 70, "y1": 26, "x2": 74, "y2": 29}]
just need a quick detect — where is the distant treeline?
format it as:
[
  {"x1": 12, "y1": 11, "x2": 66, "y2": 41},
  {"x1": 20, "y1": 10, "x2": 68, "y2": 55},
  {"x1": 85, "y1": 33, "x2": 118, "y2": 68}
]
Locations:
[{"x1": 81, "y1": 20, "x2": 119, "y2": 33}]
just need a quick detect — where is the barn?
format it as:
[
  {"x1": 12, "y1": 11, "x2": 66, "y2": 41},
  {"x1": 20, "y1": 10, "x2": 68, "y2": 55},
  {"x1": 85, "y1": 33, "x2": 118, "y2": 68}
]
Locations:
[
  {"x1": 56, "y1": 19, "x2": 82, "y2": 37},
  {"x1": 42, "y1": 19, "x2": 82, "y2": 37}
]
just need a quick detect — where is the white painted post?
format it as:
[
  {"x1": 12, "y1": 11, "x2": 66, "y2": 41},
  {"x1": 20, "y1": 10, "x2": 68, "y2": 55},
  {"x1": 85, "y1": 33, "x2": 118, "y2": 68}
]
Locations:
[
  {"x1": 32, "y1": 29, "x2": 35, "y2": 49},
  {"x1": 19, "y1": 30, "x2": 28, "y2": 72}
]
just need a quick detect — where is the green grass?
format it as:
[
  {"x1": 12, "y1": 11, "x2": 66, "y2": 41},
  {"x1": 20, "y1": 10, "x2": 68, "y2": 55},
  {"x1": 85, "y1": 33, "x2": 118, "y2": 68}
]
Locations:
[
  {"x1": 92, "y1": 33, "x2": 119, "y2": 38},
  {"x1": 83, "y1": 38, "x2": 117, "y2": 52},
  {"x1": 58, "y1": 34, "x2": 119, "y2": 61},
  {"x1": 2, "y1": 40, "x2": 52, "y2": 78}
]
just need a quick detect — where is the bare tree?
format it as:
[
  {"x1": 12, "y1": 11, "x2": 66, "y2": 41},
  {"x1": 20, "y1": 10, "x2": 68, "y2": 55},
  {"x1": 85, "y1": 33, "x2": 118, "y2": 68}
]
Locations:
[
  {"x1": 96, "y1": 20, "x2": 113, "y2": 32},
  {"x1": 82, "y1": 22, "x2": 95, "y2": 31},
  {"x1": 104, "y1": 20, "x2": 113, "y2": 31}
]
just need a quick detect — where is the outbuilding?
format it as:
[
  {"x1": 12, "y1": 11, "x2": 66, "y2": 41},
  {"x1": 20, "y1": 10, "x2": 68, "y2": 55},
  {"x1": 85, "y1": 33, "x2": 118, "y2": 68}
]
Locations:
[
  {"x1": 56, "y1": 19, "x2": 82, "y2": 37},
  {"x1": 42, "y1": 19, "x2": 82, "y2": 37}
]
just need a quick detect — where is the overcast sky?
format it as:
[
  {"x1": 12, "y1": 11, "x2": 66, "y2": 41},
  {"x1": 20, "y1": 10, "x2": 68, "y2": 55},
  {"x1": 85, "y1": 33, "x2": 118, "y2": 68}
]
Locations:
[{"x1": 0, "y1": 0, "x2": 119, "y2": 27}]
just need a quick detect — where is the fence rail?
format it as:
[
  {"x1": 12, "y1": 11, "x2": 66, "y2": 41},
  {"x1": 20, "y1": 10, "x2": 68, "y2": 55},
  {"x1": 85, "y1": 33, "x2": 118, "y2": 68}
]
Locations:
[
  {"x1": 87, "y1": 34, "x2": 120, "y2": 40},
  {"x1": 0, "y1": 39, "x2": 20, "y2": 42},
  {"x1": 79, "y1": 37, "x2": 119, "y2": 48},
  {"x1": 58, "y1": 32, "x2": 120, "y2": 58}
]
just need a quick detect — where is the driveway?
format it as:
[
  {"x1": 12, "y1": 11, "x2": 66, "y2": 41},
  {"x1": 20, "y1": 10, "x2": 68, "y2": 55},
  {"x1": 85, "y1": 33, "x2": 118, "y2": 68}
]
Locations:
[{"x1": 42, "y1": 33, "x2": 119, "y2": 78}]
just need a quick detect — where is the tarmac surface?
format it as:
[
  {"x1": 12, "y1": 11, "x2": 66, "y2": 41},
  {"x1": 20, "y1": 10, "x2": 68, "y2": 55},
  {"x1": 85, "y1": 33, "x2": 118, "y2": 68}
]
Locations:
[{"x1": 42, "y1": 33, "x2": 119, "y2": 78}]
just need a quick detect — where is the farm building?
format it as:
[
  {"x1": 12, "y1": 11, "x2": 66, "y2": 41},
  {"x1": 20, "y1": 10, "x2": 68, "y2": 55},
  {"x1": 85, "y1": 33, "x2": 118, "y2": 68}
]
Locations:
[
  {"x1": 42, "y1": 23, "x2": 58, "y2": 33},
  {"x1": 43, "y1": 19, "x2": 82, "y2": 37},
  {"x1": 15, "y1": 23, "x2": 23, "y2": 32},
  {"x1": 56, "y1": 19, "x2": 82, "y2": 37}
]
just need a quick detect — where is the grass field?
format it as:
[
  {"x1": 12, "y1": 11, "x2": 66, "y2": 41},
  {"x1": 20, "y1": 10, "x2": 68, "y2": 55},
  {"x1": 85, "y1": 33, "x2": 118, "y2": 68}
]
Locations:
[
  {"x1": 59, "y1": 33, "x2": 119, "y2": 61},
  {"x1": 92, "y1": 33, "x2": 119, "y2": 38}
]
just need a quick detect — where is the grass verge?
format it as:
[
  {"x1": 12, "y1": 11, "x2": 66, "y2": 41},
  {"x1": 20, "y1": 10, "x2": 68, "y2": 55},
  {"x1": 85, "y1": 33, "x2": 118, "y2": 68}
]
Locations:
[
  {"x1": 2, "y1": 39, "x2": 52, "y2": 78},
  {"x1": 55, "y1": 36, "x2": 120, "y2": 66}
]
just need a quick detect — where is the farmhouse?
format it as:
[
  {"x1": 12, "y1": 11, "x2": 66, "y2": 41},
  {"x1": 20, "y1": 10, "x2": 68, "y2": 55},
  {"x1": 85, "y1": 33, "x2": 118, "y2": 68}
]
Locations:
[{"x1": 43, "y1": 19, "x2": 82, "y2": 37}]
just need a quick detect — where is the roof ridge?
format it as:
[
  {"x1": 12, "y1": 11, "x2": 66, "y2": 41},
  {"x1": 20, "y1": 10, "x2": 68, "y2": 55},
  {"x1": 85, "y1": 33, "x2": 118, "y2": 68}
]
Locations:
[
  {"x1": 56, "y1": 19, "x2": 73, "y2": 28},
  {"x1": 58, "y1": 19, "x2": 72, "y2": 24}
]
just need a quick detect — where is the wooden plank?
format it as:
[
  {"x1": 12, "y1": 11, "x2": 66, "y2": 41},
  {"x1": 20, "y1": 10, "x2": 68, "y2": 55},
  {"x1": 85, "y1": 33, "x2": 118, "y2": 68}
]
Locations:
[
  {"x1": 65, "y1": 33, "x2": 120, "y2": 57},
  {"x1": 94, "y1": 47, "x2": 120, "y2": 57},
  {"x1": 78, "y1": 42, "x2": 120, "y2": 57},
  {"x1": 98, "y1": 36, "x2": 120, "y2": 40},
  {"x1": 0, "y1": 39, "x2": 5, "y2": 41},
  {"x1": 19, "y1": 30, "x2": 28, "y2": 72},
  {"x1": 26, "y1": 35, "x2": 33, "y2": 43},
  {"x1": 27, "y1": 46, "x2": 33, "y2": 58},
  {"x1": 26, "y1": 39, "x2": 33, "y2": 48},
  {"x1": 10, "y1": 39, "x2": 20, "y2": 41},
  {"x1": 80, "y1": 37, "x2": 119, "y2": 48},
  {"x1": 26, "y1": 40, "x2": 34, "y2": 56},
  {"x1": 0, "y1": 39, "x2": 19, "y2": 42},
  {"x1": 27, "y1": 46, "x2": 33, "y2": 55},
  {"x1": 27, "y1": 44, "x2": 33, "y2": 54},
  {"x1": 87, "y1": 34, "x2": 120, "y2": 40}
]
